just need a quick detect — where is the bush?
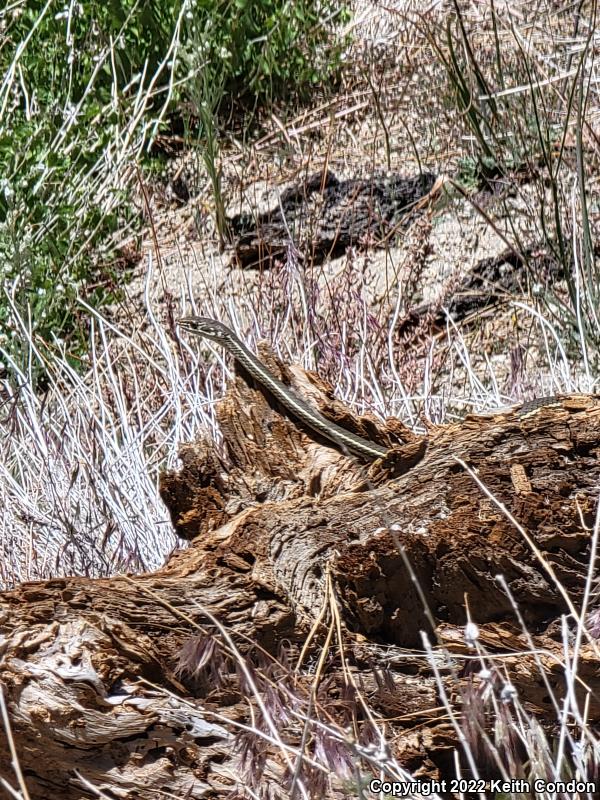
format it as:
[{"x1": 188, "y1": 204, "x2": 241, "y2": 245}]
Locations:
[
  {"x1": 0, "y1": 1, "x2": 183, "y2": 376},
  {"x1": 181, "y1": 0, "x2": 349, "y2": 105}
]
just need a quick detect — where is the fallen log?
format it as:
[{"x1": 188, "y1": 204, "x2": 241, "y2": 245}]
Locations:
[
  {"x1": 1, "y1": 352, "x2": 598, "y2": 798},
  {"x1": 228, "y1": 170, "x2": 439, "y2": 268}
]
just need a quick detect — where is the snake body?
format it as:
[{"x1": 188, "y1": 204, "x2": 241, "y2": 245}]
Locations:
[{"x1": 178, "y1": 316, "x2": 388, "y2": 460}]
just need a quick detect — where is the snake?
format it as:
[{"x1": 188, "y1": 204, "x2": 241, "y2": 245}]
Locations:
[
  {"x1": 178, "y1": 316, "x2": 566, "y2": 460},
  {"x1": 177, "y1": 316, "x2": 388, "y2": 460}
]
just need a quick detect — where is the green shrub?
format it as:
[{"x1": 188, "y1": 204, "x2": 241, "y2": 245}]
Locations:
[
  {"x1": 181, "y1": 0, "x2": 350, "y2": 105},
  {"x1": 0, "y1": 1, "x2": 183, "y2": 377}
]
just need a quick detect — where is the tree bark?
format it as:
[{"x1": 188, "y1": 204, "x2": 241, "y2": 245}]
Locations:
[{"x1": 1, "y1": 357, "x2": 599, "y2": 799}]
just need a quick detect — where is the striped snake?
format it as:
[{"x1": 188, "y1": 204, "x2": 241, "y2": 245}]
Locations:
[
  {"x1": 178, "y1": 316, "x2": 388, "y2": 460},
  {"x1": 178, "y1": 317, "x2": 567, "y2": 460}
]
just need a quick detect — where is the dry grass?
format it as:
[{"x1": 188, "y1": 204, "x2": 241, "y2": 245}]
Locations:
[{"x1": 2, "y1": 1, "x2": 600, "y2": 798}]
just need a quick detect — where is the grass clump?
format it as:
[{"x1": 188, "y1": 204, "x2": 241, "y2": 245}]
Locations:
[{"x1": 424, "y1": 2, "x2": 600, "y2": 365}]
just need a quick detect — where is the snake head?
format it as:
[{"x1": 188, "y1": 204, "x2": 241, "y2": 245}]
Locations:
[{"x1": 177, "y1": 316, "x2": 233, "y2": 344}]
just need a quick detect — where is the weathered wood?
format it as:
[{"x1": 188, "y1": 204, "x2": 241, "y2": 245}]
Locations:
[
  {"x1": 1, "y1": 356, "x2": 598, "y2": 798},
  {"x1": 228, "y1": 170, "x2": 438, "y2": 268},
  {"x1": 398, "y1": 244, "x2": 563, "y2": 333}
]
